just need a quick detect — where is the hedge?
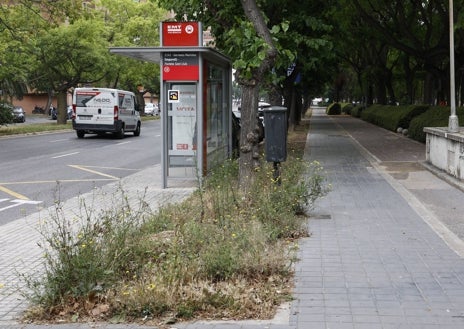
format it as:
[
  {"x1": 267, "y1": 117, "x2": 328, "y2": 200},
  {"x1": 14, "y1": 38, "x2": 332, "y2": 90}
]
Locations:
[
  {"x1": 360, "y1": 104, "x2": 429, "y2": 132},
  {"x1": 326, "y1": 102, "x2": 341, "y2": 115},
  {"x1": 341, "y1": 103, "x2": 354, "y2": 115},
  {"x1": 348, "y1": 103, "x2": 464, "y2": 143},
  {"x1": 408, "y1": 106, "x2": 464, "y2": 143},
  {"x1": 350, "y1": 104, "x2": 364, "y2": 117}
]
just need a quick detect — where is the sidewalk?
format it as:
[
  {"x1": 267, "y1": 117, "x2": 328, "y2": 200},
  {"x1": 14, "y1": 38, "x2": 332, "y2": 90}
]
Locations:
[
  {"x1": 289, "y1": 109, "x2": 464, "y2": 329},
  {"x1": 2, "y1": 108, "x2": 464, "y2": 329}
]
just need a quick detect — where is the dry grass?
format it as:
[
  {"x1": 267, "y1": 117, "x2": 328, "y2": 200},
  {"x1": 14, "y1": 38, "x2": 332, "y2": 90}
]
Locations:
[{"x1": 21, "y1": 119, "x2": 323, "y2": 327}]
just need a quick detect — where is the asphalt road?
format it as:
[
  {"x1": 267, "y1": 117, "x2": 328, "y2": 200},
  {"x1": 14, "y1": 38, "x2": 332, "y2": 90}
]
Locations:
[{"x1": 0, "y1": 119, "x2": 162, "y2": 225}]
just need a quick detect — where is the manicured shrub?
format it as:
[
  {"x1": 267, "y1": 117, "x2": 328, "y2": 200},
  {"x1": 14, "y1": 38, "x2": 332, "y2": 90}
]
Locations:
[
  {"x1": 360, "y1": 104, "x2": 385, "y2": 127},
  {"x1": 409, "y1": 106, "x2": 464, "y2": 143},
  {"x1": 396, "y1": 105, "x2": 429, "y2": 130},
  {"x1": 360, "y1": 104, "x2": 429, "y2": 132},
  {"x1": 350, "y1": 104, "x2": 364, "y2": 117},
  {"x1": 341, "y1": 103, "x2": 354, "y2": 115},
  {"x1": 326, "y1": 102, "x2": 341, "y2": 115}
]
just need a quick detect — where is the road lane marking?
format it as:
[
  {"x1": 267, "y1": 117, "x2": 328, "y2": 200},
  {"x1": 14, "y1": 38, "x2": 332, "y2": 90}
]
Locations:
[
  {"x1": 0, "y1": 185, "x2": 29, "y2": 200},
  {"x1": 50, "y1": 138, "x2": 69, "y2": 143},
  {"x1": 52, "y1": 152, "x2": 80, "y2": 159},
  {"x1": 0, "y1": 179, "x2": 116, "y2": 185},
  {"x1": 0, "y1": 199, "x2": 42, "y2": 212},
  {"x1": 116, "y1": 141, "x2": 131, "y2": 146},
  {"x1": 82, "y1": 165, "x2": 138, "y2": 171},
  {"x1": 68, "y1": 165, "x2": 119, "y2": 179}
]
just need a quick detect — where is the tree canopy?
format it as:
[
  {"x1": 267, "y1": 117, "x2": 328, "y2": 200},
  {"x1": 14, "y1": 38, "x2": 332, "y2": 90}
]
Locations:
[
  {"x1": 0, "y1": 0, "x2": 167, "y2": 122},
  {"x1": 331, "y1": 0, "x2": 464, "y2": 106},
  {"x1": 158, "y1": 0, "x2": 334, "y2": 188}
]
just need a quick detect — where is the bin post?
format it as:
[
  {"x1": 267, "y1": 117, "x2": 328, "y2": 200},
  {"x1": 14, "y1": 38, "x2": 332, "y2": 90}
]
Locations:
[{"x1": 263, "y1": 106, "x2": 287, "y2": 185}]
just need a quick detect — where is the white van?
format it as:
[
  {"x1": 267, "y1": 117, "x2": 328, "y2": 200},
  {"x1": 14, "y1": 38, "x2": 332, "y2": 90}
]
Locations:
[{"x1": 72, "y1": 88, "x2": 141, "y2": 139}]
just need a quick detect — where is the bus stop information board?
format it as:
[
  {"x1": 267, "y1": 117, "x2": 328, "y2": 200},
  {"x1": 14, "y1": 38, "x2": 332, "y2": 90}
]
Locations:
[{"x1": 162, "y1": 52, "x2": 199, "y2": 81}]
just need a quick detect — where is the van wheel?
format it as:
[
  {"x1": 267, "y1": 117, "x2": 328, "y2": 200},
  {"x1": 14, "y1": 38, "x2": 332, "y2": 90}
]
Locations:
[
  {"x1": 116, "y1": 126, "x2": 125, "y2": 139},
  {"x1": 133, "y1": 123, "x2": 141, "y2": 136},
  {"x1": 76, "y1": 130, "x2": 85, "y2": 138}
]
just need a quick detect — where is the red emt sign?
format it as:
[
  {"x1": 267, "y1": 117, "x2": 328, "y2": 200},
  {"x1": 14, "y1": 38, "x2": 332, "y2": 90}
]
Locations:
[{"x1": 162, "y1": 22, "x2": 200, "y2": 47}]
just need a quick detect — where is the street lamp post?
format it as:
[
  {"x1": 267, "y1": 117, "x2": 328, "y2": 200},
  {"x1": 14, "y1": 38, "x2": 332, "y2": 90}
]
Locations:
[{"x1": 449, "y1": 0, "x2": 460, "y2": 132}]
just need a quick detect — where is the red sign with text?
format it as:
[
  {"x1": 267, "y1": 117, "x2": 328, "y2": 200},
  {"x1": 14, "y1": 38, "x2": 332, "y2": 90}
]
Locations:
[
  {"x1": 162, "y1": 22, "x2": 200, "y2": 47},
  {"x1": 162, "y1": 52, "x2": 199, "y2": 80}
]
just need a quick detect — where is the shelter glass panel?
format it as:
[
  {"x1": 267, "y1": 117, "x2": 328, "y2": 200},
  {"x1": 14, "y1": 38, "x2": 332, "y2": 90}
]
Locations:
[
  {"x1": 204, "y1": 62, "x2": 229, "y2": 170},
  {"x1": 167, "y1": 83, "x2": 197, "y2": 170}
]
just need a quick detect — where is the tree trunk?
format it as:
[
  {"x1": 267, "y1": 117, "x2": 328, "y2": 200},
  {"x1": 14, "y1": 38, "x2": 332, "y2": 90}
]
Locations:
[
  {"x1": 287, "y1": 88, "x2": 296, "y2": 132},
  {"x1": 237, "y1": 0, "x2": 278, "y2": 191},
  {"x1": 403, "y1": 55, "x2": 415, "y2": 105},
  {"x1": 423, "y1": 72, "x2": 435, "y2": 105},
  {"x1": 375, "y1": 74, "x2": 387, "y2": 104},
  {"x1": 56, "y1": 91, "x2": 68, "y2": 124},
  {"x1": 268, "y1": 83, "x2": 282, "y2": 106},
  {"x1": 238, "y1": 83, "x2": 260, "y2": 189}
]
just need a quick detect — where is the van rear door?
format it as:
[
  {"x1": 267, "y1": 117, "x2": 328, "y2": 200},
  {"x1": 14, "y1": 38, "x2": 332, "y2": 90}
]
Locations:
[
  {"x1": 75, "y1": 89, "x2": 116, "y2": 126},
  {"x1": 117, "y1": 92, "x2": 137, "y2": 130}
]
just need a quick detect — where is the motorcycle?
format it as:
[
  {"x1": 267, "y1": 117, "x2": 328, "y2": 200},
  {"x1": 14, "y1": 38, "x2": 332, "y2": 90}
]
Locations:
[
  {"x1": 50, "y1": 106, "x2": 57, "y2": 120},
  {"x1": 32, "y1": 106, "x2": 45, "y2": 114}
]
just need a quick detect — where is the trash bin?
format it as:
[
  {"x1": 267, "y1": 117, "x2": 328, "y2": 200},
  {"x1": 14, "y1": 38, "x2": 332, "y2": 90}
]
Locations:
[{"x1": 263, "y1": 106, "x2": 287, "y2": 162}]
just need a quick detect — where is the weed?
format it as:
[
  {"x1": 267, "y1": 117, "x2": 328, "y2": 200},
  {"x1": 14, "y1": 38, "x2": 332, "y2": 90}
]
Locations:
[{"x1": 21, "y1": 122, "x2": 329, "y2": 324}]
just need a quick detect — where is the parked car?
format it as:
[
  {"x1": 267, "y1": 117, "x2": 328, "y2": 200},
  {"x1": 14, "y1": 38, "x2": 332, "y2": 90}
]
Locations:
[
  {"x1": 12, "y1": 106, "x2": 26, "y2": 123},
  {"x1": 144, "y1": 102, "x2": 159, "y2": 116}
]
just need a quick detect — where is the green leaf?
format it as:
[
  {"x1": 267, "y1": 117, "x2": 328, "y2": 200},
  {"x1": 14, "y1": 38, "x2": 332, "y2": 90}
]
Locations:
[
  {"x1": 271, "y1": 25, "x2": 280, "y2": 34},
  {"x1": 281, "y1": 21, "x2": 290, "y2": 33}
]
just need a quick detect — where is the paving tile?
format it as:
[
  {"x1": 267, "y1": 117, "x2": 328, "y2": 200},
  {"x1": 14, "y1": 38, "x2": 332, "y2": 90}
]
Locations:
[{"x1": 4, "y1": 109, "x2": 464, "y2": 329}]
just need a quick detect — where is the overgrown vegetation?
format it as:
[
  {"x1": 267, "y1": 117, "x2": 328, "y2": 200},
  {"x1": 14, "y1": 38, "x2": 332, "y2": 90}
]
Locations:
[{"x1": 21, "y1": 121, "x2": 329, "y2": 326}]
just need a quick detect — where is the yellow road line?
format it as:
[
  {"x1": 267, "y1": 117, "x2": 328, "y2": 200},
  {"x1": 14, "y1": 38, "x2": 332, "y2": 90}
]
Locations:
[
  {"x1": 0, "y1": 165, "x2": 122, "y2": 199},
  {"x1": 68, "y1": 165, "x2": 119, "y2": 179},
  {"x1": 0, "y1": 185, "x2": 29, "y2": 200}
]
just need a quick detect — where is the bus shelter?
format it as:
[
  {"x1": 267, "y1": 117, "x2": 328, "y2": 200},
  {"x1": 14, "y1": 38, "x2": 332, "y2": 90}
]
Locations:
[{"x1": 110, "y1": 43, "x2": 232, "y2": 188}]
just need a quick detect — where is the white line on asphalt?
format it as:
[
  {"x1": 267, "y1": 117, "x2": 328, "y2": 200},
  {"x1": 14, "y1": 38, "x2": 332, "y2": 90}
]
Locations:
[
  {"x1": 0, "y1": 199, "x2": 42, "y2": 212},
  {"x1": 115, "y1": 141, "x2": 131, "y2": 146},
  {"x1": 52, "y1": 152, "x2": 80, "y2": 159},
  {"x1": 50, "y1": 138, "x2": 69, "y2": 143}
]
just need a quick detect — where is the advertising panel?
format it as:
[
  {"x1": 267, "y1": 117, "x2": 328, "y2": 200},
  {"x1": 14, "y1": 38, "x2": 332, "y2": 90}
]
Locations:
[{"x1": 170, "y1": 84, "x2": 197, "y2": 151}]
